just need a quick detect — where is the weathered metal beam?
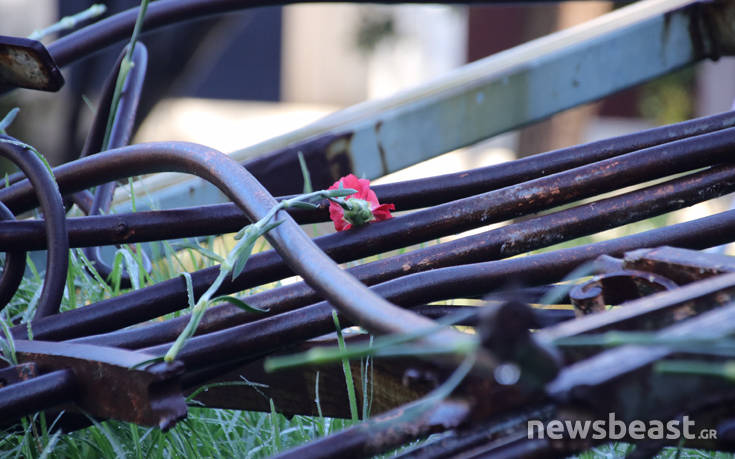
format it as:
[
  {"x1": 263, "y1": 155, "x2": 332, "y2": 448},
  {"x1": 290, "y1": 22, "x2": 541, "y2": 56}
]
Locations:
[
  {"x1": 538, "y1": 271, "x2": 735, "y2": 360},
  {"x1": 546, "y1": 302, "x2": 735, "y2": 442},
  {"x1": 10, "y1": 340, "x2": 186, "y2": 429},
  {"x1": 623, "y1": 246, "x2": 735, "y2": 284}
]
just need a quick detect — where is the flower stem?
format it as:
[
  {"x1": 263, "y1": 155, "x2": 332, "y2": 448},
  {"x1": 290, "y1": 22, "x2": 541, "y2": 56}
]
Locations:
[
  {"x1": 164, "y1": 267, "x2": 229, "y2": 362},
  {"x1": 164, "y1": 187, "x2": 357, "y2": 363}
]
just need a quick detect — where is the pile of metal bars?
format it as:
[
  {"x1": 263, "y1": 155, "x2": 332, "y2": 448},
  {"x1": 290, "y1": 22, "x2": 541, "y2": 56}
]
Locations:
[{"x1": 1, "y1": 0, "x2": 735, "y2": 457}]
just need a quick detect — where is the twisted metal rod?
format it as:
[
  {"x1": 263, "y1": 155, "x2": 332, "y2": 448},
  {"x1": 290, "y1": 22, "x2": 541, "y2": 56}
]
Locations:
[{"x1": 0, "y1": 136, "x2": 68, "y2": 319}]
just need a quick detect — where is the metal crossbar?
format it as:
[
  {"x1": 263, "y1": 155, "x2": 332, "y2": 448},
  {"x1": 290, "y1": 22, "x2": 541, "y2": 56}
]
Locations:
[{"x1": 1, "y1": 0, "x2": 735, "y2": 457}]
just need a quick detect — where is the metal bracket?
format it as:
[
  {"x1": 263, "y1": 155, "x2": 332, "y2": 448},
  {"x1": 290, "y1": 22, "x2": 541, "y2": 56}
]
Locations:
[
  {"x1": 14, "y1": 340, "x2": 186, "y2": 429},
  {"x1": 0, "y1": 35, "x2": 64, "y2": 92}
]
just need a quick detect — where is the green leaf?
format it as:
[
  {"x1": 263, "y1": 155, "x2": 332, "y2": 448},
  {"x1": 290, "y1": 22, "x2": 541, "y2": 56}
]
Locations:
[
  {"x1": 211, "y1": 295, "x2": 269, "y2": 313},
  {"x1": 325, "y1": 188, "x2": 355, "y2": 198},
  {"x1": 0, "y1": 108, "x2": 19, "y2": 135},
  {"x1": 233, "y1": 224, "x2": 253, "y2": 241},
  {"x1": 129, "y1": 356, "x2": 165, "y2": 370},
  {"x1": 230, "y1": 242, "x2": 255, "y2": 280},
  {"x1": 112, "y1": 247, "x2": 140, "y2": 290},
  {"x1": 297, "y1": 151, "x2": 312, "y2": 194},
  {"x1": 180, "y1": 272, "x2": 195, "y2": 310},
  {"x1": 259, "y1": 219, "x2": 284, "y2": 234}
]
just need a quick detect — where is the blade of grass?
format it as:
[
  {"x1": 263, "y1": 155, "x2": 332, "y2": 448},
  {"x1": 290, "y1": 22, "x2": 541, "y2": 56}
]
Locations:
[{"x1": 333, "y1": 311, "x2": 359, "y2": 422}]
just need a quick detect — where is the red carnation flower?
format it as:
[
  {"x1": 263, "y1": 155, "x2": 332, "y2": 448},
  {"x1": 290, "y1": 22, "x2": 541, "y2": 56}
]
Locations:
[{"x1": 328, "y1": 174, "x2": 395, "y2": 231}]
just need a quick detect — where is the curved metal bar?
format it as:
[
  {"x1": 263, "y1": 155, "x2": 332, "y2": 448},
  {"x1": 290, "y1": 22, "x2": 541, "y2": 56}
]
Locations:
[
  {"x1": 13, "y1": 128, "x2": 735, "y2": 340},
  {"x1": 0, "y1": 141, "x2": 464, "y2": 348},
  {"x1": 0, "y1": 201, "x2": 26, "y2": 309},
  {"x1": 82, "y1": 43, "x2": 152, "y2": 289},
  {"x1": 0, "y1": 136, "x2": 68, "y2": 319},
  {"x1": 67, "y1": 41, "x2": 128, "y2": 213},
  {"x1": 70, "y1": 164, "x2": 735, "y2": 349}
]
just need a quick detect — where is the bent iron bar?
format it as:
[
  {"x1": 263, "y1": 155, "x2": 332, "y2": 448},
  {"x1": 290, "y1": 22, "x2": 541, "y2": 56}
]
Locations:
[
  {"x1": 10, "y1": 127, "x2": 735, "y2": 341},
  {"x1": 0, "y1": 137, "x2": 68, "y2": 319},
  {"x1": 79, "y1": 43, "x2": 152, "y2": 288}
]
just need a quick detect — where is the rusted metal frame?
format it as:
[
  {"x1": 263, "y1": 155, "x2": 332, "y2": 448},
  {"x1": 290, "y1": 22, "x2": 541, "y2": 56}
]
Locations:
[
  {"x1": 70, "y1": 163, "x2": 735, "y2": 349},
  {"x1": 0, "y1": 142, "x2": 467, "y2": 352},
  {"x1": 0, "y1": 136, "x2": 68, "y2": 319},
  {"x1": 265, "y1": 307, "x2": 555, "y2": 459},
  {"x1": 8, "y1": 103, "x2": 732, "y2": 219},
  {"x1": 408, "y1": 304, "x2": 575, "y2": 328},
  {"x1": 149, "y1": 212, "x2": 735, "y2": 382},
  {"x1": 569, "y1": 270, "x2": 679, "y2": 316},
  {"x1": 241, "y1": 107, "x2": 735, "y2": 203},
  {"x1": 395, "y1": 279, "x2": 735, "y2": 458},
  {"x1": 544, "y1": 302, "x2": 735, "y2": 450},
  {"x1": 81, "y1": 43, "x2": 152, "y2": 288},
  {"x1": 0, "y1": 201, "x2": 26, "y2": 309},
  {"x1": 390, "y1": 407, "x2": 557, "y2": 459},
  {"x1": 5, "y1": 107, "x2": 735, "y2": 251},
  {"x1": 568, "y1": 245, "x2": 735, "y2": 315},
  {"x1": 5, "y1": 114, "x2": 735, "y2": 218},
  {"x1": 421, "y1": 433, "x2": 553, "y2": 459},
  {"x1": 8, "y1": 125, "x2": 735, "y2": 342}
]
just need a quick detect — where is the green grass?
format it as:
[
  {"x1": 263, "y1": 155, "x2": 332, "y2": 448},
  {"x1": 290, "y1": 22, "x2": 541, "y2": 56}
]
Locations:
[{"x1": 0, "y1": 232, "x2": 364, "y2": 458}]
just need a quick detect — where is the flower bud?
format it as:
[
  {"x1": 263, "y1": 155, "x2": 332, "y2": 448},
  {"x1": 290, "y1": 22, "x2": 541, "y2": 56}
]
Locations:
[{"x1": 343, "y1": 198, "x2": 374, "y2": 226}]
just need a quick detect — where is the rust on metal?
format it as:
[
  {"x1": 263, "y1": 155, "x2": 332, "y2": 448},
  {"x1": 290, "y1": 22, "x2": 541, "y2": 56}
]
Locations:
[
  {"x1": 0, "y1": 363, "x2": 38, "y2": 388},
  {"x1": 13, "y1": 340, "x2": 186, "y2": 429},
  {"x1": 0, "y1": 35, "x2": 64, "y2": 92},
  {"x1": 570, "y1": 269, "x2": 678, "y2": 316}
]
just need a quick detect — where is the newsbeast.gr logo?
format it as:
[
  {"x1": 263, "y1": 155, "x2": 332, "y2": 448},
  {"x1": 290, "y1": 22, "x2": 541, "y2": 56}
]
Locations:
[{"x1": 528, "y1": 414, "x2": 717, "y2": 441}]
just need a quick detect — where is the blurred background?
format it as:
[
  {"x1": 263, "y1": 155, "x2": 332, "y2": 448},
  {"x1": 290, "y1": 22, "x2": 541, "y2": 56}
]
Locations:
[{"x1": 1, "y1": 0, "x2": 734, "y2": 190}]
